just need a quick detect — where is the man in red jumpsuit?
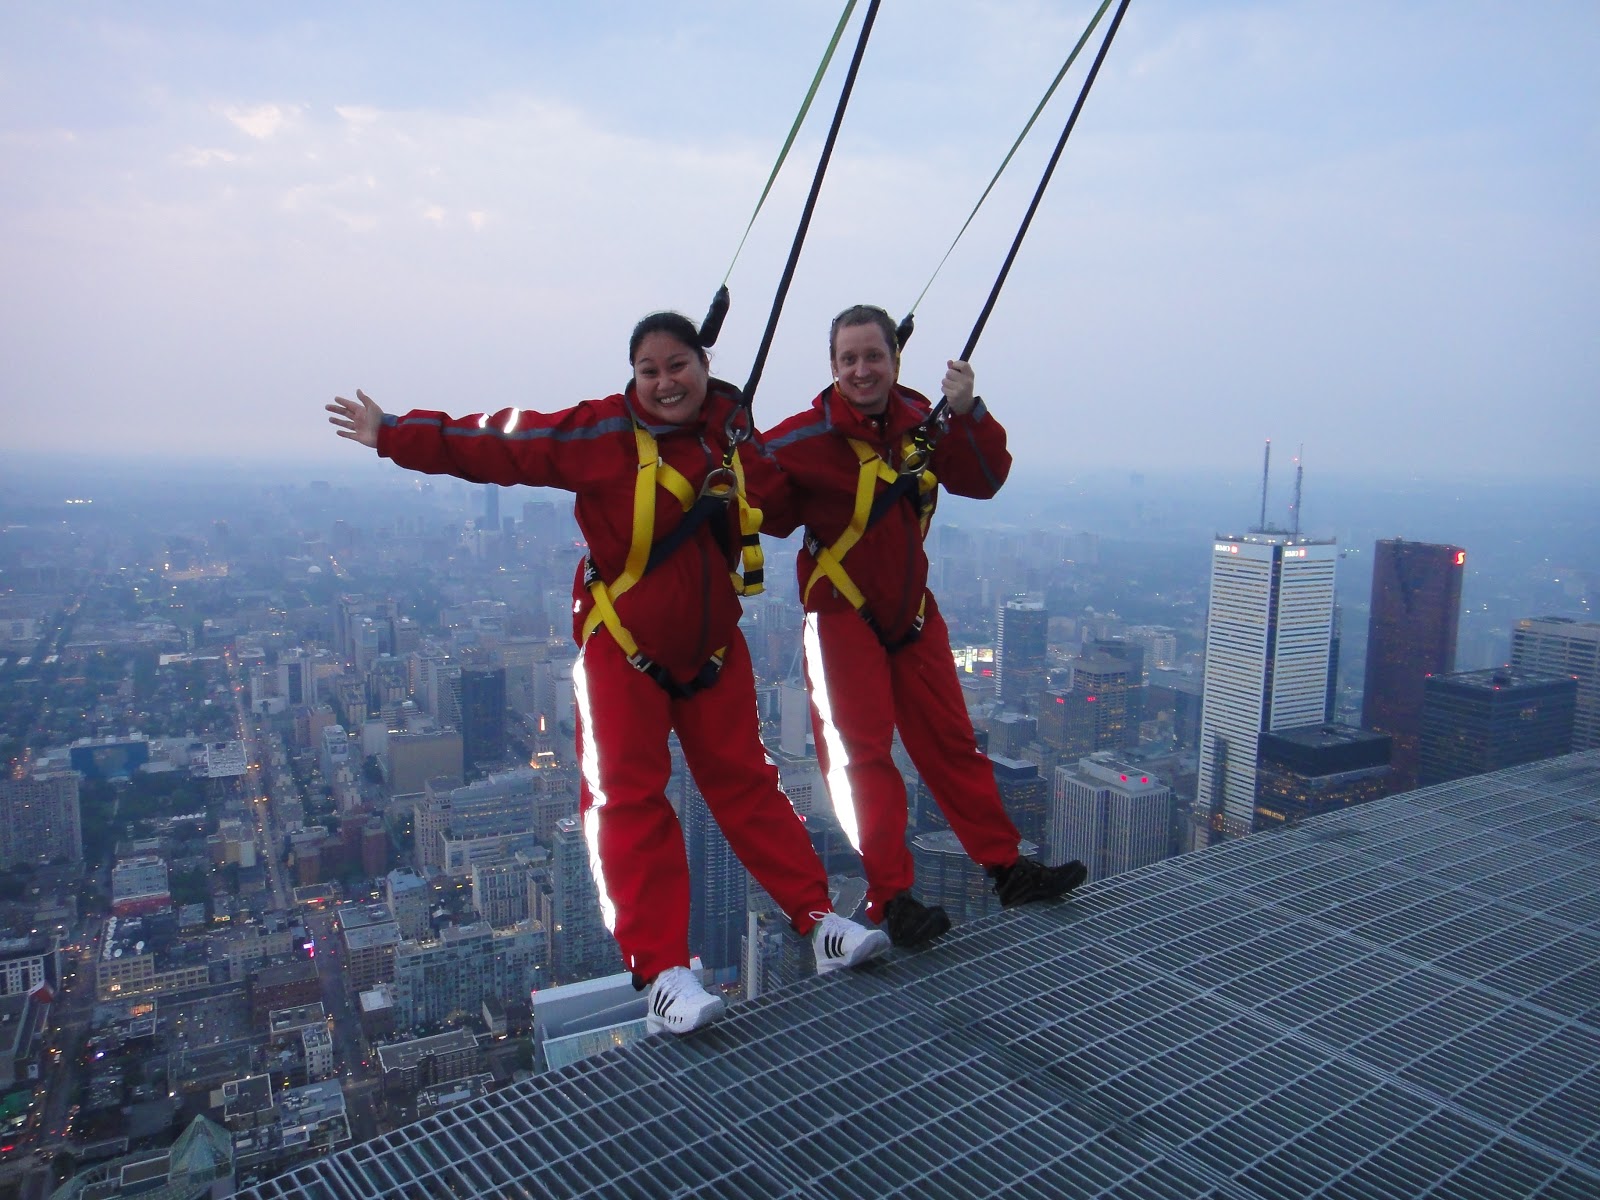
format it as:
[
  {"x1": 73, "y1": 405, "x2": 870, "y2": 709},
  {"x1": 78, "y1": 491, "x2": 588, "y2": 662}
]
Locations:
[{"x1": 762, "y1": 304, "x2": 1088, "y2": 948}]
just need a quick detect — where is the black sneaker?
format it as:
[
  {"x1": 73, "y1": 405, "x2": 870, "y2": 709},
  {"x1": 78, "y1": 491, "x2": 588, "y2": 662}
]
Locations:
[
  {"x1": 883, "y1": 891, "x2": 952, "y2": 948},
  {"x1": 989, "y1": 858, "x2": 1088, "y2": 907}
]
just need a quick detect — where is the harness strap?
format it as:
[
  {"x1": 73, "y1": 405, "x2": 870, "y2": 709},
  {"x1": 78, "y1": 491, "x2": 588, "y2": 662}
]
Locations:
[
  {"x1": 580, "y1": 422, "x2": 760, "y2": 696},
  {"x1": 803, "y1": 434, "x2": 935, "y2": 650}
]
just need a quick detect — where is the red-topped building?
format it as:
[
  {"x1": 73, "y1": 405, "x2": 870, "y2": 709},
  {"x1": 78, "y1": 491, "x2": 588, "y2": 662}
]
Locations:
[{"x1": 1362, "y1": 539, "x2": 1465, "y2": 791}]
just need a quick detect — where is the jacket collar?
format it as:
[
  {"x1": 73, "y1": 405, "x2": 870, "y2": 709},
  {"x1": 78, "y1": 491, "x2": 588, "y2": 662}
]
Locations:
[
  {"x1": 623, "y1": 377, "x2": 747, "y2": 439},
  {"x1": 817, "y1": 382, "x2": 933, "y2": 443}
]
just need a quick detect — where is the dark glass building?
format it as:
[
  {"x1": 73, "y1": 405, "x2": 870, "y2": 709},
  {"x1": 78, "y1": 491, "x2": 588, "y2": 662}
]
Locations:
[
  {"x1": 1254, "y1": 722, "x2": 1392, "y2": 829},
  {"x1": 1418, "y1": 668, "x2": 1576, "y2": 785},
  {"x1": 989, "y1": 755, "x2": 1046, "y2": 846},
  {"x1": 1362, "y1": 538, "x2": 1465, "y2": 790},
  {"x1": 459, "y1": 665, "x2": 507, "y2": 775}
]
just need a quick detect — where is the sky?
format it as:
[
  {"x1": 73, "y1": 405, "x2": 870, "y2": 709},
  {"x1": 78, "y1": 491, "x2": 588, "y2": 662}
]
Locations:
[{"x1": 2, "y1": 1, "x2": 1597, "y2": 483}]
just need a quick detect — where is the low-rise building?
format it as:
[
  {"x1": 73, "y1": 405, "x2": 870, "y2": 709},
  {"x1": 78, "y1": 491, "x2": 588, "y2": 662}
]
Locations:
[
  {"x1": 249, "y1": 960, "x2": 320, "y2": 1028},
  {"x1": 374, "y1": 1027, "x2": 484, "y2": 1098},
  {"x1": 96, "y1": 917, "x2": 210, "y2": 1001},
  {"x1": 111, "y1": 855, "x2": 171, "y2": 918}
]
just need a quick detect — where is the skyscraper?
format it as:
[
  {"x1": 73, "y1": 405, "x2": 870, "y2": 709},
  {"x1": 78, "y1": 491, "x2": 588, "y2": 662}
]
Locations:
[
  {"x1": 0, "y1": 772, "x2": 83, "y2": 868},
  {"x1": 1362, "y1": 539, "x2": 1465, "y2": 789},
  {"x1": 912, "y1": 829, "x2": 1040, "y2": 924},
  {"x1": 1196, "y1": 533, "x2": 1337, "y2": 843},
  {"x1": 1051, "y1": 754, "x2": 1171, "y2": 883},
  {"x1": 460, "y1": 665, "x2": 508, "y2": 775},
  {"x1": 1084, "y1": 638, "x2": 1145, "y2": 747},
  {"x1": 278, "y1": 647, "x2": 318, "y2": 708},
  {"x1": 989, "y1": 756, "x2": 1046, "y2": 846},
  {"x1": 551, "y1": 817, "x2": 614, "y2": 983},
  {"x1": 481, "y1": 484, "x2": 501, "y2": 533},
  {"x1": 391, "y1": 921, "x2": 545, "y2": 1030},
  {"x1": 1068, "y1": 651, "x2": 1135, "y2": 751},
  {"x1": 910, "y1": 831, "x2": 997, "y2": 924},
  {"x1": 1510, "y1": 617, "x2": 1600, "y2": 751},
  {"x1": 384, "y1": 868, "x2": 431, "y2": 942},
  {"x1": 1418, "y1": 668, "x2": 1576, "y2": 785},
  {"x1": 678, "y1": 762, "x2": 747, "y2": 978},
  {"x1": 995, "y1": 599, "x2": 1048, "y2": 711}
]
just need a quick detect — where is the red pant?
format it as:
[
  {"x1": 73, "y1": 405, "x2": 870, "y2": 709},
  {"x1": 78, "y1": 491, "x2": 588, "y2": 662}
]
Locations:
[
  {"x1": 574, "y1": 627, "x2": 831, "y2": 981},
  {"x1": 804, "y1": 599, "x2": 1021, "y2": 921}
]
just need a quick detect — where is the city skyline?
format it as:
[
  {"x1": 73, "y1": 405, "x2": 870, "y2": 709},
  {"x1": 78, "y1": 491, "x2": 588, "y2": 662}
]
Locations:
[{"x1": 2, "y1": 2, "x2": 1596, "y2": 478}]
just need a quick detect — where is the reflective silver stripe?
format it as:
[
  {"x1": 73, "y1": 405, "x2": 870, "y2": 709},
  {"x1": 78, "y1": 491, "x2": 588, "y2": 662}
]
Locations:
[
  {"x1": 803, "y1": 613, "x2": 862, "y2": 853},
  {"x1": 572, "y1": 643, "x2": 618, "y2": 935}
]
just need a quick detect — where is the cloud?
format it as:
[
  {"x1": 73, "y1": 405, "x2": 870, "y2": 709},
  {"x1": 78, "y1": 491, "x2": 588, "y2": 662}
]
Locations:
[
  {"x1": 222, "y1": 103, "x2": 297, "y2": 140},
  {"x1": 335, "y1": 105, "x2": 381, "y2": 130},
  {"x1": 1, "y1": 2, "x2": 1594, "y2": 477},
  {"x1": 175, "y1": 146, "x2": 238, "y2": 168}
]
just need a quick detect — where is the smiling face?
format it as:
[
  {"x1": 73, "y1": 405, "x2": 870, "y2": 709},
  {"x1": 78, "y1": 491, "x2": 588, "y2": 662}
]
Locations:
[
  {"x1": 830, "y1": 320, "x2": 899, "y2": 416},
  {"x1": 631, "y1": 331, "x2": 710, "y2": 425}
]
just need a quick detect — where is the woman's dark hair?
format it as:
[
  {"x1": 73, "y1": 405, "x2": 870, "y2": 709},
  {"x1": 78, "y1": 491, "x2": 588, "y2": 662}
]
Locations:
[
  {"x1": 629, "y1": 311, "x2": 707, "y2": 365},
  {"x1": 828, "y1": 304, "x2": 899, "y2": 362}
]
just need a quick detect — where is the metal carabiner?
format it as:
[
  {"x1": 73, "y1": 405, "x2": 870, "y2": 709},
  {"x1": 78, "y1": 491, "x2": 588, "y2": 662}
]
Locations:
[
  {"x1": 898, "y1": 444, "x2": 931, "y2": 478},
  {"x1": 898, "y1": 399, "x2": 950, "y2": 477},
  {"x1": 699, "y1": 465, "x2": 738, "y2": 500},
  {"x1": 723, "y1": 403, "x2": 753, "y2": 448}
]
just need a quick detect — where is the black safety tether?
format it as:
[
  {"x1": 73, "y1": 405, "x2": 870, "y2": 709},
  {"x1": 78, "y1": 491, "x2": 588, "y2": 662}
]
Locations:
[
  {"x1": 741, "y1": 0, "x2": 882, "y2": 409},
  {"x1": 700, "y1": 285, "x2": 731, "y2": 348},
  {"x1": 901, "y1": 0, "x2": 1131, "y2": 473}
]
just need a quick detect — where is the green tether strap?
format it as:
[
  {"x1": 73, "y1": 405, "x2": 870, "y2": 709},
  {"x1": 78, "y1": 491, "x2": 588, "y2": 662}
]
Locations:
[
  {"x1": 721, "y1": 0, "x2": 858, "y2": 287},
  {"x1": 903, "y1": 0, "x2": 1113, "y2": 317}
]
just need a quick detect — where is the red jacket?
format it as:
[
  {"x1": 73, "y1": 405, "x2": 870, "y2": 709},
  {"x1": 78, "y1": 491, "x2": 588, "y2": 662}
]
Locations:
[
  {"x1": 762, "y1": 384, "x2": 1011, "y2": 642},
  {"x1": 377, "y1": 380, "x2": 779, "y2": 683}
]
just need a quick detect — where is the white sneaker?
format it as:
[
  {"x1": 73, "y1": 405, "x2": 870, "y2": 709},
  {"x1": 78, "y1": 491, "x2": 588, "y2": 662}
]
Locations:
[
  {"x1": 646, "y1": 966, "x2": 725, "y2": 1036},
  {"x1": 810, "y1": 912, "x2": 891, "y2": 976}
]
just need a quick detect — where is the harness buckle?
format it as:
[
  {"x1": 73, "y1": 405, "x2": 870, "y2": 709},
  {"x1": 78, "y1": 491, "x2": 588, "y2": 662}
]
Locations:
[
  {"x1": 898, "y1": 441, "x2": 931, "y2": 477},
  {"x1": 698, "y1": 465, "x2": 738, "y2": 500},
  {"x1": 626, "y1": 647, "x2": 724, "y2": 700}
]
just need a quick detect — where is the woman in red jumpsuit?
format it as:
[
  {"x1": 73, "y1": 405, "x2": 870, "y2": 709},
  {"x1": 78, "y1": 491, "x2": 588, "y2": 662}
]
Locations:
[
  {"x1": 762, "y1": 304, "x2": 1088, "y2": 948},
  {"x1": 326, "y1": 311, "x2": 887, "y2": 1033}
]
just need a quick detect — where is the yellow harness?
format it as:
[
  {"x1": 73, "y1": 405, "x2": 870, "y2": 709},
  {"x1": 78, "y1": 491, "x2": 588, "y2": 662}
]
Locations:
[
  {"x1": 580, "y1": 424, "x2": 764, "y2": 693},
  {"x1": 803, "y1": 435, "x2": 937, "y2": 645}
]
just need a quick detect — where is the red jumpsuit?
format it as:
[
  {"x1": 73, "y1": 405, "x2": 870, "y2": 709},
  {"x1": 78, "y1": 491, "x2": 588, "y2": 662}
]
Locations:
[
  {"x1": 378, "y1": 381, "x2": 832, "y2": 981},
  {"x1": 762, "y1": 384, "x2": 1022, "y2": 922}
]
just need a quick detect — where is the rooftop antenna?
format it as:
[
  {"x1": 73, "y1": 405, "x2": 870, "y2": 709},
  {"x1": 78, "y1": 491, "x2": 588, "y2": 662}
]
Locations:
[
  {"x1": 1290, "y1": 445, "x2": 1304, "y2": 537},
  {"x1": 1256, "y1": 439, "x2": 1271, "y2": 533}
]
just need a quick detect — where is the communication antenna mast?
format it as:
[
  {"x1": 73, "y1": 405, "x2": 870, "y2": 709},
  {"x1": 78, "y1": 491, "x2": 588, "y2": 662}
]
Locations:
[
  {"x1": 1290, "y1": 445, "x2": 1304, "y2": 537},
  {"x1": 1257, "y1": 439, "x2": 1272, "y2": 533}
]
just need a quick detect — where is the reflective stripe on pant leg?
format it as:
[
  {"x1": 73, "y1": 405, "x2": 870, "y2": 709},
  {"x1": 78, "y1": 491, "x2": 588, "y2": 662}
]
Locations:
[
  {"x1": 574, "y1": 632, "x2": 689, "y2": 980},
  {"x1": 804, "y1": 612, "x2": 861, "y2": 852},
  {"x1": 804, "y1": 609, "x2": 914, "y2": 915},
  {"x1": 572, "y1": 642, "x2": 618, "y2": 935}
]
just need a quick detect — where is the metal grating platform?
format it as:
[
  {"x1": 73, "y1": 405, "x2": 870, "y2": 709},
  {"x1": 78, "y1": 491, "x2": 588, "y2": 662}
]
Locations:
[{"x1": 238, "y1": 752, "x2": 1600, "y2": 1198}]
